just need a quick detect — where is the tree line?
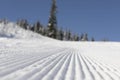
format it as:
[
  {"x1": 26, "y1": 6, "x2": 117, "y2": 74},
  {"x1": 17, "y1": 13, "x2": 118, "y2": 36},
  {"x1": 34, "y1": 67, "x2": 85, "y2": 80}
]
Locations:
[
  {"x1": 16, "y1": 19, "x2": 95, "y2": 41},
  {"x1": 0, "y1": 18, "x2": 111, "y2": 41}
]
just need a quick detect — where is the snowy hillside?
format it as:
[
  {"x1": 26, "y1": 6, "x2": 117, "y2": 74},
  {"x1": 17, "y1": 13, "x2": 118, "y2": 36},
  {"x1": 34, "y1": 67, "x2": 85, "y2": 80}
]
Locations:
[
  {"x1": 0, "y1": 22, "x2": 56, "y2": 41},
  {"x1": 0, "y1": 22, "x2": 38, "y2": 38},
  {"x1": 0, "y1": 23, "x2": 120, "y2": 80}
]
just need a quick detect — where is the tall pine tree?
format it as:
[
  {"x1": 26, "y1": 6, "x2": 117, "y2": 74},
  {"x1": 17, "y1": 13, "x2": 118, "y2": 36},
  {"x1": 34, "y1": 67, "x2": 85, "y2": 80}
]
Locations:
[{"x1": 47, "y1": 0, "x2": 57, "y2": 39}]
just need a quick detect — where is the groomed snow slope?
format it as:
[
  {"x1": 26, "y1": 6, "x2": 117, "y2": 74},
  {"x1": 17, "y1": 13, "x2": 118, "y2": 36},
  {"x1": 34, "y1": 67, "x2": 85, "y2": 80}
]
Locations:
[{"x1": 0, "y1": 23, "x2": 120, "y2": 80}]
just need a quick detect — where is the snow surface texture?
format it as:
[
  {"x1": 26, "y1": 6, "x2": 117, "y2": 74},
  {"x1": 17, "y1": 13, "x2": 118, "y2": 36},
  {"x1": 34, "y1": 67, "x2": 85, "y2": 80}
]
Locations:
[{"x1": 0, "y1": 23, "x2": 120, "y2": 80}]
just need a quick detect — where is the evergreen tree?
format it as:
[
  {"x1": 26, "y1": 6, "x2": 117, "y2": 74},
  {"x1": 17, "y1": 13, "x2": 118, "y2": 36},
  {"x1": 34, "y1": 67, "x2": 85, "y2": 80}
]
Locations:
[
  {"x1": 63, "y1": 31, "x2": 67, "y2": 41},
  {"x1": 80, "y1": 33, "x2": 84, "y2": 41},
  {"x1": 81, "y1": 33, "x2": 88, "y2": 41},
  {"x1": 63, "y1": 29, "x2": 71, "y2": 41},
  {"x1": 59, "y1": 28, "x2": 64, "y2": 40},
  {"x1": 91, "y1": 37, "x2": 95, "y2": 41},
  {"x1": 30, "y1": 25, "x2": 34, "y2": 31},
  {"x1": 33, "y1": 21, "x2": 43, "y2": 33},
  {"x1": 42, "y1": 27, "x2": 47, "y2": 36},
  {"x1": 47, "y1": 0, "x2": 57, "y2": 39},
  {"x1": 17, "y1": 19, "x2": 28, "y2": 29},
  {"x1": 73, "y1": 34, "x2": 79, "y2": 41},
  {"x1": 68, "y1": 30, "x2": 72, "y2": 40},
  {"x1": 76, "y1": 34, "x2": 79, "y2": 41},
  {"x1": 56, "y1": 28, "x2": 64, "y2": 40},
  {"x1": 72, "y1": 34, "x2": 75, "y2": 41}
]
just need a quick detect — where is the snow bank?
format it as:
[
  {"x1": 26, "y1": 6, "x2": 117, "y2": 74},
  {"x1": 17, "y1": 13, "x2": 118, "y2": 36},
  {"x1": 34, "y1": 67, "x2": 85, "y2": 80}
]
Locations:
[
  {"x1": 0, "y1": 22, "x2": 57, "y2": 42},
  {"x1": 0, "y1": 22, "x2": 39, "y2": 38}
]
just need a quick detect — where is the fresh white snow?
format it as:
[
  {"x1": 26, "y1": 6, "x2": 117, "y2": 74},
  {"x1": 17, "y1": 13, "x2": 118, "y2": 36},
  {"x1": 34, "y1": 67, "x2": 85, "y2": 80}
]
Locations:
[{"x1": 0, "y1": 22, "x2": 120, "y2": 80}]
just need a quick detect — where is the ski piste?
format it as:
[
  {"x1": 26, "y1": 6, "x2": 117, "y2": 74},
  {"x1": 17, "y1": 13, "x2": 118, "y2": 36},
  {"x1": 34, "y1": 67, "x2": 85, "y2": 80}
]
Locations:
[{"x1": 0, "y1": 22, "x2": 120, "y2": 80}]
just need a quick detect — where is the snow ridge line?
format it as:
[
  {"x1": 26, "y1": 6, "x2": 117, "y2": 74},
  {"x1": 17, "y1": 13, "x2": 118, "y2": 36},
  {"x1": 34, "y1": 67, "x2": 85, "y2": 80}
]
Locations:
[
  {"x1": 64, "y1": 52, "x2": 75, "y2": 80},
  {"x1": 84, "y1": 55, "x2": 120, "y2": 80},
  {"x1": 0, "y1": 48, "x2": 66, "y2": 66},
  {"x1": 75, "y1": 52, "x2": 85, "y2": 80},
  {"x1": 22, "y1": 51, "x2": 69, "y2": 80},
  {"x1": 41, "y1": 52, "x2": 71, "y2": 80},
  {"x1": 53, "y1": 53, "x2": 72, "y2": 80},
  {"x1": 0, "y1": 48, "x2": 69, "y2": 79},
  {"x1": 28, "y1": 51, "x2": 68, "y2": 80}
]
